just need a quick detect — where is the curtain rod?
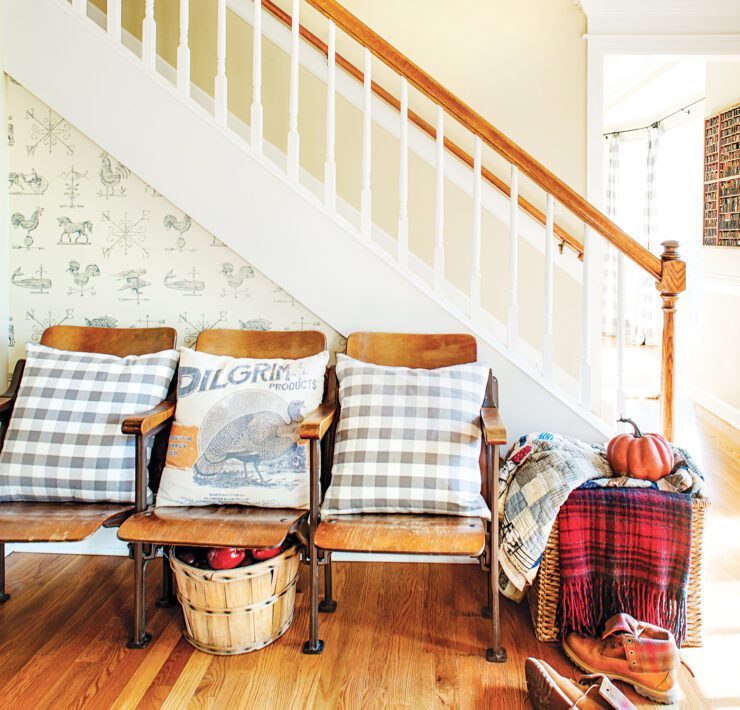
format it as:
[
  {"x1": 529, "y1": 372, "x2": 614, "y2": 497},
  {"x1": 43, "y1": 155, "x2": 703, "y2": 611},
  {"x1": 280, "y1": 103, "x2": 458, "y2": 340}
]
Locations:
[{"x1": 603, "y1": 97, "x2": 705, "y2": 139}]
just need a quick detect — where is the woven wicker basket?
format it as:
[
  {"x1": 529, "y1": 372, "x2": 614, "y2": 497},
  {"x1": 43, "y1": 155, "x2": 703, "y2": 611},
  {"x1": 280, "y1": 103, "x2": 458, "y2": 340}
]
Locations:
[
  {"x1": 171, "y1": 545, "x2": 300, "y2": 655},
  {"x1": 528, "y1": 496, "x2": 710, "y2": 648}
]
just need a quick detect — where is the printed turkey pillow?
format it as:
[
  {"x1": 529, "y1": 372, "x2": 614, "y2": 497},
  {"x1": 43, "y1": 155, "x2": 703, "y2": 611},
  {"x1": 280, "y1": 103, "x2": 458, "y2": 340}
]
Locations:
[{"x1": 156, "y1": 347, "x2": 329, "y2": 509}]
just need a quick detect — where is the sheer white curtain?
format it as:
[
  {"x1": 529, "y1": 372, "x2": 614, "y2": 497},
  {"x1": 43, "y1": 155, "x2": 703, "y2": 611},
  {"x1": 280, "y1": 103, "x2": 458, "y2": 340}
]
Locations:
[
  {"x1": 628, "y1": 126, "x2": 663, "y2": 346},
  {"x1": 602, "y1": 136, "x2": 621, "y2": 337},
  {"x1": 601, "y1": 126, "x2": 671, "y2": 347}
]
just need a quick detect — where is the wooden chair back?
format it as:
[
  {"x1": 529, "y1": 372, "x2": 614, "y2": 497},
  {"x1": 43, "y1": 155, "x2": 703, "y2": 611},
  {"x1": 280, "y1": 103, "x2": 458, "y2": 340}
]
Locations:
[
  {"x1": 41, "y1": 325, "x2": 176, "y2": 356},
  {"x1": 346, "y1": 332, "x2": 477, "y2": 369},
  {"x1": 196, "y1": 329, "x2": 326, "y2": 359}
]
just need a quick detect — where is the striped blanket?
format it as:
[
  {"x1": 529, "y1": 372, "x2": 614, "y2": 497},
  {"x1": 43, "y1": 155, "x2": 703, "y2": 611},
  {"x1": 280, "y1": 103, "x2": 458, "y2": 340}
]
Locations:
[{"x1": 497, "y1": 432, "x2": 703, "y2": 601}]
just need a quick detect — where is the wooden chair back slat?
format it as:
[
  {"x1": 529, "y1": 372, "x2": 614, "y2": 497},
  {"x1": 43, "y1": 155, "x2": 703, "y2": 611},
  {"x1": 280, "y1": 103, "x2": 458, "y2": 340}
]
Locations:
[
  {"x1": 40, "y1": 325, "x2": 176, "y2": 356},
  {"x1": 346, "y1": 332, "x2": 477, "y2": 368},
  {"x1": 196, "y1": 329, "x2": 326, "y2": 358}
]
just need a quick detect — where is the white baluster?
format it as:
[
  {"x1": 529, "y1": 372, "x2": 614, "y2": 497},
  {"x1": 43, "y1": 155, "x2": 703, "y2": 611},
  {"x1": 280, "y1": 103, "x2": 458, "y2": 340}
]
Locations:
[
  {"x1": 360, "y1": 48, "x2": 372, "y2": 240},
  {"x1": 433, "y1": 105, "x2": 445, "y2": 293},
  {"x1": 287, "y1": 0, "x2": 300, "y2": 182},
  {"x1": 580, "y1": 228, "x2": 592, "y2": 407},
  {"x1": 177, "y1": 0, "x2": 190, "y2": 97},
  {"x1": 142, "y1": 0, "x2": 156, "y2": 71},
  {"x1": 507, "y1": 165, "x2": 519, "y2": 350},
  {"x1": 323, "y1": 21, "x2": 336, "y2": 210},
  {"x1": 72, "y1": 0, "x2": 86, "y2": 15},
  {"x1": 616, "y1": 251, "x2": 626, "y2": 415},
  {"x1": 107, "y1": 0, "x2": 122, "y2": 43},
  {"x1": 470, "y1": 136, "x2": 482, "y2": 319},
  {"x1": 543, "y1": 194, "x2": 555, "y2": 382},
  {"x1": 397, "y1": 77, "x2": 409, "y2": 267},
  {"x1": 214, "y1": 0, "x2": 228, "y2": 126},
  {"x1": 251, "y1": 0, "x2": 264, "y2": 153}
]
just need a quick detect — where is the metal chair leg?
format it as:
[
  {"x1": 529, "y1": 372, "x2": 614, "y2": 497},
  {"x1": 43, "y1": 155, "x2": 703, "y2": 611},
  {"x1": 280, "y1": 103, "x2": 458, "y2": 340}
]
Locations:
[
  {"x1": 482, "y1": 529, "x2": 492, "y2": 619},
  {"x1": 303, "y1": 540, "x2": 324, "y2": 654},
  {"x1": 485, "y1": 447, "x2": 507, "y2": 663},
  {"x1": 127, "y1": 542, "x2": 152, "y2": 649},
  {"x1": 156, "y1": 548, "x2": 176, "y2": 608},
  {"x1": 318, "y1": 552, "x2": 337, "y2": 613},
  {"x1": 0, "y1": 543, "x2": 10, "y2": 604},
  {"x1": 303, "y1": 439, "x2": 324, "y2": 654}
]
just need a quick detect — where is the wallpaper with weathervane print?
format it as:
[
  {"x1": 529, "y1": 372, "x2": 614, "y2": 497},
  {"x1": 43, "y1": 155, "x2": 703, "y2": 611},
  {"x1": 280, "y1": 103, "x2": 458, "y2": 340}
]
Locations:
[{"x1": 5, "y1": 77, "x2": 343, "y2": 375}]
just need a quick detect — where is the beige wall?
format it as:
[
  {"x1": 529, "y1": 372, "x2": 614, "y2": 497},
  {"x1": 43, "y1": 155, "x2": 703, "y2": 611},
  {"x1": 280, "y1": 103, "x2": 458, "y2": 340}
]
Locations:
[
  {"x1": 695, "y1": 61, "x2": 740, "y2": 423},
  {"x1": 90, "y1": 0, "x2": 587, "y2": 380}
]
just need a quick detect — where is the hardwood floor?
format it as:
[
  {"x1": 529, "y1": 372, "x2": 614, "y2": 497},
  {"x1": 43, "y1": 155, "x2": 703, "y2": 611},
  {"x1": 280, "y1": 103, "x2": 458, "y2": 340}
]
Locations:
[{"x1": 0, "y1": 405, "x2": 736, "y2": 709}]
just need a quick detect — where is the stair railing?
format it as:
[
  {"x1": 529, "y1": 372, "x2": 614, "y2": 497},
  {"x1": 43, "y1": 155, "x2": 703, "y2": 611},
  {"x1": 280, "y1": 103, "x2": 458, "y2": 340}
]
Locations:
[
  {"x1": 71, "y1": 0, "x2": 686, "y2": 439},
  {"x1": 277, "y1": 0, "x2": 686, "y2": 439}
]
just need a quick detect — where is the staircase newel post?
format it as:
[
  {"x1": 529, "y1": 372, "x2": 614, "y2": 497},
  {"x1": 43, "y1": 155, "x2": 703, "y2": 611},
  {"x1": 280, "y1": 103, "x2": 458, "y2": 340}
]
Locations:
[{"x1": 657, "y1": 240, "x2": 686, "y2": 442}]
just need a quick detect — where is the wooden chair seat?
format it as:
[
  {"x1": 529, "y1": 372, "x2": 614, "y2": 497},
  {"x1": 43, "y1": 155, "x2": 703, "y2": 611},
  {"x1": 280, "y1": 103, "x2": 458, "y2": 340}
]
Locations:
[
  {"x1": 0, "y1": 502, "x2": 132, "y2": 543},
  {"x1": 118, "y1": 506, "x2": 307, "y2": 549},
  {"x1": 315, "y1": 514, "x2": 486, "y2": 556}
]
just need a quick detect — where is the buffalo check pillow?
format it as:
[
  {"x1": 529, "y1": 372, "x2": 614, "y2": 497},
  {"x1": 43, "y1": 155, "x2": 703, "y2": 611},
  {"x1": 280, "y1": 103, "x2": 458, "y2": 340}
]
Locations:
[
  {"x1": 321, "y1": 354, "x2": 491, "y2": 518},
  {"x1": 0, "y1": 343, "x2": 179, "y2": 503}
]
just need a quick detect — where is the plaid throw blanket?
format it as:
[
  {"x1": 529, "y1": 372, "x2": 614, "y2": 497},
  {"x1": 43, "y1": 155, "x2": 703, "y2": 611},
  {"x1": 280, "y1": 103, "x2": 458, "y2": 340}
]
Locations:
[
  {"x1": 559, "y1": 487, "x2": 693, "y2": 643},
  {"x1": 497, "y1": 432, "x2": 703, "y2": 601}
]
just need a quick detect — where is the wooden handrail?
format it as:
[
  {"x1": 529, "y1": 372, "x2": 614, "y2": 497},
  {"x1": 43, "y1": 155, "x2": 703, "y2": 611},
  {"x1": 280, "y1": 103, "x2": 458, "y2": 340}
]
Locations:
[
  {"x1": 261, "y1": 0, "x2": 584, "y2": 259},
  {"x1": 303, "y1": 0, "x2": 663, "y2": 280}
]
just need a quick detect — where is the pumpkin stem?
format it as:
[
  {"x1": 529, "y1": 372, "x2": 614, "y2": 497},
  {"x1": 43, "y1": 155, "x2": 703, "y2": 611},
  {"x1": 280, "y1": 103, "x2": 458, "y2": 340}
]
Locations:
[{"x1": 617, "y1": 416, "x2": 643, "y2": 438}]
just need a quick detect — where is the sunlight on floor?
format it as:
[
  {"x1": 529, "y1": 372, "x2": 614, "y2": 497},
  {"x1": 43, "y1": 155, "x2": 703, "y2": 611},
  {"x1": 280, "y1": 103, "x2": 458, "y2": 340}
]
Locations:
[{"x1": 600, "y1": 336, "x2": 662, "y2": 431}]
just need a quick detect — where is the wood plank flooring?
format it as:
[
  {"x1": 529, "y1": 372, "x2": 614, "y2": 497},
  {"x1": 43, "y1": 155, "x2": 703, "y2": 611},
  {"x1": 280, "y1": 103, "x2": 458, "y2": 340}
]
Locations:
[{"x1": 0, "y1": 405, "x2": 736, "y2": 709}]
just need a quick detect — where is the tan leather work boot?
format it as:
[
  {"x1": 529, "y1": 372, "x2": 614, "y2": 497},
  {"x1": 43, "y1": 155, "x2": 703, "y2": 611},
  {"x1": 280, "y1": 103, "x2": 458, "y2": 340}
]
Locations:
[
  {"x1": 562, "y1": 614, "x2": 680, "y2": 705},
  {"x1": 526, "y1": 658, "x2": 636, "y2": 709}
]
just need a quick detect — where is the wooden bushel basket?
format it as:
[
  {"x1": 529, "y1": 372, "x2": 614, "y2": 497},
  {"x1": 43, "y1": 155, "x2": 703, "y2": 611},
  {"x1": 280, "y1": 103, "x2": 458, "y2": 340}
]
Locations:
[{"x1": 170, "y1": 545, "x2": 300, "y2": 655}]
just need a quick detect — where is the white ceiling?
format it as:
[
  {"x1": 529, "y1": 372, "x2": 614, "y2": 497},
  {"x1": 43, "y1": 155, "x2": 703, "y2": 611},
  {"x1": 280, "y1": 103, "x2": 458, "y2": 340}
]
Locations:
[{"x1": 603, "y1": 56, "x2": 705, "y2": 132}]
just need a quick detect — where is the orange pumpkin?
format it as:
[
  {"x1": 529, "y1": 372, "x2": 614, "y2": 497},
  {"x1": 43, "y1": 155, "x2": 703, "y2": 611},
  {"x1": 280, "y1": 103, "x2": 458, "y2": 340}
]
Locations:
[{"x1": 606, "y1": 417, "x2": 674, "y2": 482}]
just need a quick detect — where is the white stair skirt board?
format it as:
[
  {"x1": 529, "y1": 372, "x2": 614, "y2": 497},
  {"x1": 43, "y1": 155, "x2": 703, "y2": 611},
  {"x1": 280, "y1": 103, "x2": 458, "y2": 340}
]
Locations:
[{"x1": 4, "y1": 0, "x2": 608, "y2": 446}]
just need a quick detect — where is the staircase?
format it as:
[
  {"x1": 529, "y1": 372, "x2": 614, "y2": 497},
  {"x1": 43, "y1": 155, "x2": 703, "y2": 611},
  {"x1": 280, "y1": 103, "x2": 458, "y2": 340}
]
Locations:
[{"x1": 3, "y1": 0, "x2": 686, "y2": 443}]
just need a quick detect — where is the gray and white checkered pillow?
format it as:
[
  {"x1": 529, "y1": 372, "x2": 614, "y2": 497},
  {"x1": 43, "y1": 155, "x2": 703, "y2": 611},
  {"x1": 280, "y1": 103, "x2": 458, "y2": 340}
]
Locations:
[
  {"x1": 321, "y1": 354, "x2": 491, "y2": 518},
  {"x1": 0, "y1": 343, "x2": 179, "y2": 503}
]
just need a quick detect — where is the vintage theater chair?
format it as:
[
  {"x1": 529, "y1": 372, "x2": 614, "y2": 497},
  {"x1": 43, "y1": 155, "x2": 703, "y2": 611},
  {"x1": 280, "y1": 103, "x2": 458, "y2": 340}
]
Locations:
[
  {"x1": 303, "y1": 332, "x2": 507, "y2": 661},
  {"x1": 118, "y1": 329, "x2": 336, "y2": 649},
  {"x1": 0, "y1": 325, "x2": 176, "y2": 608}
]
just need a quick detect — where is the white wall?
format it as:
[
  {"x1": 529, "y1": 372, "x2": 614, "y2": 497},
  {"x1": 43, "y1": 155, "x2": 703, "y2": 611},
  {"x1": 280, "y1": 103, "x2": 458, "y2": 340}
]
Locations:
[{"x1": 694, "y1": 61, "x2": 740, "y2": 427}]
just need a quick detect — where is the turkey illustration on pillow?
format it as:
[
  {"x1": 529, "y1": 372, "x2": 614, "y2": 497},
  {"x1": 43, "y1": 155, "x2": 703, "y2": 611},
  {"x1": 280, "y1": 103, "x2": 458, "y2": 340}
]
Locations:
[
  {"x1": 156, "y1": 348, "x2": 329, "y2": 509},
  {"x1": 192, "y1": 398, "x2": 306, "y2": 483}
]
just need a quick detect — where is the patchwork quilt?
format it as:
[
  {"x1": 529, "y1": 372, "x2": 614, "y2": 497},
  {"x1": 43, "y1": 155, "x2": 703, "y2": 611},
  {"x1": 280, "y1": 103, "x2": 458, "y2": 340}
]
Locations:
[{"x1": 497, "y1": 432, "x2": 704, "y2": 601}]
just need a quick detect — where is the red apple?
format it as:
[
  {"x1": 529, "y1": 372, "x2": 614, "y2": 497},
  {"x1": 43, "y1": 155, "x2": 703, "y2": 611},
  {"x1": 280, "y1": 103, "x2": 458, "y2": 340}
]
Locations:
[
  {"x1": 176, "y1": 547, "x2": 198, "y2": 566},
  {"x1": 251, "y1": 544, "x2": 283, "y2": 561},
  {"x1": 206, "y1": 547, "x2": 246, "y2": 570}
]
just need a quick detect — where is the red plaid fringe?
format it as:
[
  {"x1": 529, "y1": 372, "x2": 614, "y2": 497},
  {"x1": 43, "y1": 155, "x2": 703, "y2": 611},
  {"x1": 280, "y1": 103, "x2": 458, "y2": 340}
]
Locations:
[{"x1": 558, "y1": 487, "x2": 692, "y2": 643}]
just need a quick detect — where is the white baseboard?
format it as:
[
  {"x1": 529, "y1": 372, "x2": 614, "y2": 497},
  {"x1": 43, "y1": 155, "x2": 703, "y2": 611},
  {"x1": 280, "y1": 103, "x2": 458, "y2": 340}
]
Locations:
[{"x1": 693, "y1": 388, "x2": 740, "y2": 430}]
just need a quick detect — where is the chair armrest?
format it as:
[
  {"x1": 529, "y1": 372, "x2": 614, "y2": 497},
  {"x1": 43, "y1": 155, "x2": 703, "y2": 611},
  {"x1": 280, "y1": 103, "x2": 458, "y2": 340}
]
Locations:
[
  {"x1": 0, "y1": 397, "x2": 13, "y2": 416},
  {"x1": 481, "y1": 407, "x2": 507, "y2": 445},
  {"x1": 122, "y1": 400, "x2": 176, "y2": 437},
  {"x1": 300, "y1": 403, "x2": 338, "y2": 440}
]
